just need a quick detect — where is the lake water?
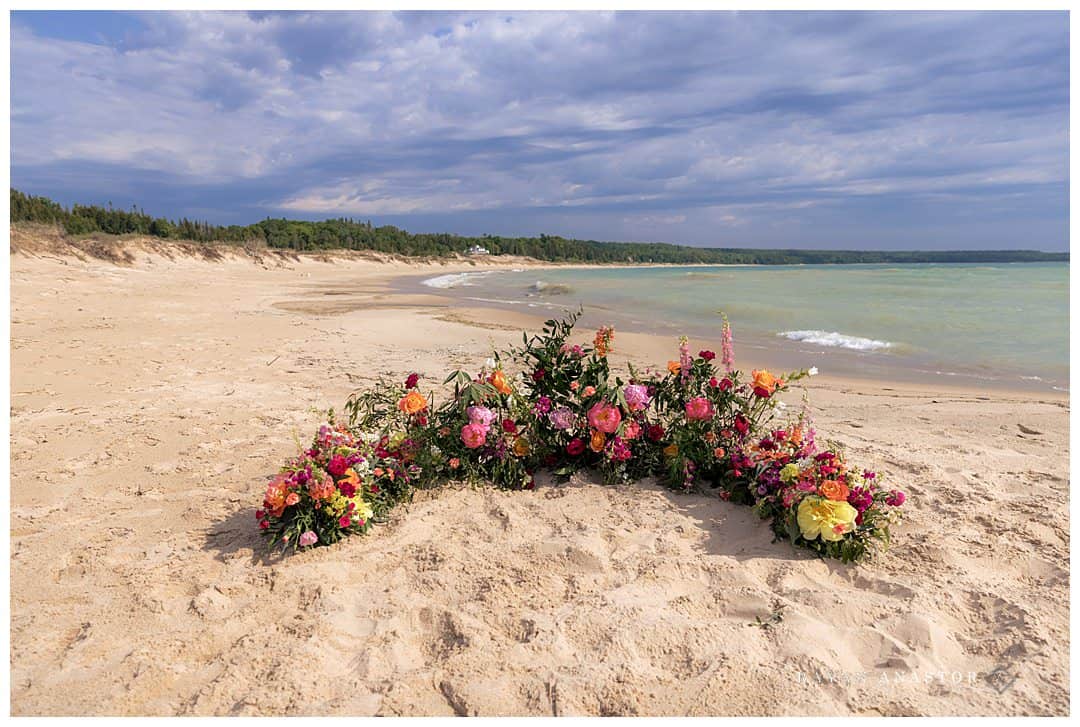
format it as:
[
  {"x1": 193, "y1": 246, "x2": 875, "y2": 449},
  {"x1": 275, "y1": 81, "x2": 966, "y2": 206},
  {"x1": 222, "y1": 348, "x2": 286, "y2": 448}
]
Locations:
[{"x1": 415, "y1": 263, "x2": 1069, "y2": 392}]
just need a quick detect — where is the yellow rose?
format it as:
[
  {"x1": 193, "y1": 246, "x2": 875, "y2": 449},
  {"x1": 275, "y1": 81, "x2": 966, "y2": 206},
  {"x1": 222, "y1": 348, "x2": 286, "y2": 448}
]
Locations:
[{"x1": 797, "y1": 496, "x2": 857, "y2": 542}]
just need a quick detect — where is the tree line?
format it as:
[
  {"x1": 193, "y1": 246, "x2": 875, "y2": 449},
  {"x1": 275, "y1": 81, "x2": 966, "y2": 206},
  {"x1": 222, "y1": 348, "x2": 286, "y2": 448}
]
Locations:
[{"x1": 9, "y1": 188, "x2": 1068, "y2": 264}]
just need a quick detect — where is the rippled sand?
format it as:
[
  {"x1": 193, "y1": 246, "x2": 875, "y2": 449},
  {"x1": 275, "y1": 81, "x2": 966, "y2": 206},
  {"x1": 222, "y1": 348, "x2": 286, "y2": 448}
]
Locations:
[{"x1": 9, "y1": 230, "x2": 1069, "y2": 715}]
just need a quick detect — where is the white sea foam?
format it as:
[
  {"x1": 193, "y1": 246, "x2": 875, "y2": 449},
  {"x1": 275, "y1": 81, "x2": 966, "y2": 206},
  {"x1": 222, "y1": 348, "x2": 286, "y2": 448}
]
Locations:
[
  {"x1": 778, "y1": 330, "x2": 892, "y2": 351},
  {"x1": 421, "y1": 271, "x2": 493, "y2": 289}
]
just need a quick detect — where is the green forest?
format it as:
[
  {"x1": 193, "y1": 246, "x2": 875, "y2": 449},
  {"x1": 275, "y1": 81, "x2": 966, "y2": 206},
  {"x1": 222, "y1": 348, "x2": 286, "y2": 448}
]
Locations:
[{"x1": 10, "y1": 188, "x2": 1068, "y2": 264}]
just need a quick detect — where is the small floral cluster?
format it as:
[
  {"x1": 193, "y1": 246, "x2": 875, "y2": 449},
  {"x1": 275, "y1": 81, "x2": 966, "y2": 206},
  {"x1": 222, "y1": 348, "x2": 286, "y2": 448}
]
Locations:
[
  {"x1": 256, "y1": 311, "x2": 903, "y2": 561},
  {"x1": 256, "y1": 378, "x2": 428, "y2": 552}
]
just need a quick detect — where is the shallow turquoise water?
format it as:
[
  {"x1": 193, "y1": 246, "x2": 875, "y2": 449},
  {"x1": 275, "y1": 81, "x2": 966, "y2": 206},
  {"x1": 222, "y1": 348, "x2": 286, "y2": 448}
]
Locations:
[{"x1": 420, "y1": 263, "x2": 1069, "y2": 391}]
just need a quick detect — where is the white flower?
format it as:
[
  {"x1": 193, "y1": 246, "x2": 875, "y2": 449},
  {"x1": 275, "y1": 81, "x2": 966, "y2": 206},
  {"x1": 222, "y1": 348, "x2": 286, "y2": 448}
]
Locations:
[
  {"x1": 808, "y1": 366, "x2": 819, "y2": 376},
  {"x1": 777, "y1": 401, "x2": 788, "y2": 411},
  {"x1": 485, "y1": 357, "x2": 496, "y2": 369}
]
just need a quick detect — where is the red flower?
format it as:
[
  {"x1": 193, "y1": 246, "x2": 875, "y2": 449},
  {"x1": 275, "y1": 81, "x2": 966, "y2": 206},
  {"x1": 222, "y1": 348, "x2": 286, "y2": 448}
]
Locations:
[
  {"x1": 699, "y1": 350, "x2": 716, "y2": 361},
  {"x1": 405, "y1": 372, "x2": 420, "y2": 389},
  {"x1": 327, "y1": 455, "x2": 348, "y2": 477},
  {"x1": 734, "y1": 413, "x2": 749, "y2": 435},
  {"x1": 646, "y1": 424, "x2": 666, "y2": 442},
  {"x1": 339, "y1": 516, "x2": 351, "y2": 528},
  {"x1": 501, "y1": 418, "x2": 517, "y2": 433},
  {"x1": 258, "y1": 519, "x2": 269, "y2": 530},
  {"x1": 708, "y1": 376, "x2": 719, "y2": 388},
  {"x1": 338, "y1": 482, "x2": 356, "y2": 498},
  {"x1": 566, "y1": 438, "x2": 585, "y2": 456},
  {"x1": 255, "y1": 509, "x2": 265, "y2": 520},
  {"x1": 719, "y1": 377, "x2": 734, "y2": 392},
  {"x1": 532, "y1": 368, "x2": 546, "y2": 381}
]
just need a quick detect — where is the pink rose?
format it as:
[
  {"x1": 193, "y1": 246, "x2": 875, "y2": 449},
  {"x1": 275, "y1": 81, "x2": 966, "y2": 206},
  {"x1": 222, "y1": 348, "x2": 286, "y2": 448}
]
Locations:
[
  {"x1": 461, "y1": 422, "x2": 490, "y2": 449},
  {"x1": 587, "y1": 402, "x2": 622, "y2": 434},
  {"x1": 623, "y1": 420, "x2": 642, "y2": 440},
  {"x1": 298, "y1": 530, "x2": 318, "y2": 547},
  {"x1": 684, "y1": 397, "x2": 714, "y2": 421}
]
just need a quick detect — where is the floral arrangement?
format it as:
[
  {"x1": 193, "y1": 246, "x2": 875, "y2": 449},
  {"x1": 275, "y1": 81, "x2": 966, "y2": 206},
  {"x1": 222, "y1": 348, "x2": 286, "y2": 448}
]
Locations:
[{"x1": 256, "y1": 311, "x2": 903, "y2": 562}]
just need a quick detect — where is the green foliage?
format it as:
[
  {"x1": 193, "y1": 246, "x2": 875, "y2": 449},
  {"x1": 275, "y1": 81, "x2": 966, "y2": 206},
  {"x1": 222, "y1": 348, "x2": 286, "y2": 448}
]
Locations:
[{"x1": 11, "y1": 188, "x2": 1069, "y2": 264}]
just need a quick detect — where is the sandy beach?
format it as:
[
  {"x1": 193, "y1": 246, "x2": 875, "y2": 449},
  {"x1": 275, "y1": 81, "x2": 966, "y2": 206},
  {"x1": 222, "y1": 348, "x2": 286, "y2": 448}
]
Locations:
[{"x1": 8, "y1": 230, "x2": 1070, "y2": 716}]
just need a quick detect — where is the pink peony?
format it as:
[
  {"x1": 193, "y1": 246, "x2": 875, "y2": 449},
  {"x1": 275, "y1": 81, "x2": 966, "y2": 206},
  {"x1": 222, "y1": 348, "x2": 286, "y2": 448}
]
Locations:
[
  {"x1": 466, "y1": 405, "x2": 496, "y2": 426},
  {"x1": 461, "y1": 422, "x2": 490, "y2": 449},
  {"x1": 623, "y1": 384, "x2": 650, "y2": 412},
  {"x1": 684, "y1": 397, "x2": 714, "y2": 421},
  {"x1": 298, "y1": 530, "x2": 318, "y2": 547},
  {"x1": 587, "y1": 402, "x2": 622, "y2": 434}
]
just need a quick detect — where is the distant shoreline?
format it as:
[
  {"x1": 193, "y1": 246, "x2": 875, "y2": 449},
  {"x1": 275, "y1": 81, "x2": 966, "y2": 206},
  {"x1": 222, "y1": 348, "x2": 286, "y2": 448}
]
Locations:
[{"x1": 9, "y1": 187, "x2": 1070, "y2": 266}]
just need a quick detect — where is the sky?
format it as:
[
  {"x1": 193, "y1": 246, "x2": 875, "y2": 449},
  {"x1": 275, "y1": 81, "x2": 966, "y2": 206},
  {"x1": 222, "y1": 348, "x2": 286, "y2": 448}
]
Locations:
[{"x1": 9, "y1": 10, "x2": 1070, "y2": 251}]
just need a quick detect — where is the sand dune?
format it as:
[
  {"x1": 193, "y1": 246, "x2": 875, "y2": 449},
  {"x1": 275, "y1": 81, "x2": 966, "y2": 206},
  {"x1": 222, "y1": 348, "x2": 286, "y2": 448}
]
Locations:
[{"x1": 8, "y1": 235, "x2": 1069, "y2": 715}]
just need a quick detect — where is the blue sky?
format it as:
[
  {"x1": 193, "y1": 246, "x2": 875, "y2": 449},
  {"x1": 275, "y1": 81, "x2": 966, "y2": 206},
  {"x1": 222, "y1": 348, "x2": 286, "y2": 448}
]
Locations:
[{"x1": 9, "y1": 10, "x2": 1070, "y2": 250}]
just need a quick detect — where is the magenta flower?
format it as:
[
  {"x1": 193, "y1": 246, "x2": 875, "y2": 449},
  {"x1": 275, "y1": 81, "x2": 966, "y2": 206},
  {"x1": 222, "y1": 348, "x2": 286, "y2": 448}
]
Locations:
[
  {"x1": 886, "y1": 490, "x2": 906, "y2": 507},
  {"x1": 623, "y1": 383, "x2": 650, "y2": 412},
  {"x1": 298, "y1": 530, "x2": 318, "y2": 547},
  {"x1": 534, "y1": 395, "x2": 553, "y2": 415},
  {"x1": 327, "y1": 455, "x2": 348, "y2": 477}
]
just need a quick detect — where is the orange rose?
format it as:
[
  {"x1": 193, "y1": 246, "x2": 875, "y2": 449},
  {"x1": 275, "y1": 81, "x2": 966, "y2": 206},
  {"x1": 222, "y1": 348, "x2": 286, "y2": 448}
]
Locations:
[
  {"x1": 397, "y1": 391, "x2": 428, "y2": 415},
  {"x1": 751, "y1": 369, "x2": 781, "y2": 398},
  {"x1": 590, "y1": 429, "x2": 606, "y2": 452},
  {"x1": 338, "y1": 468, "x2": 360, "y2": 486},
  {"x1": 667, "y1": 360, "x2": 681, "y2": 374},
  {"x1": 489, "y1": 369, "x2": 513, "y2": 395},
  {"x1": 820, "y1": 479, "x2": 850, "y2": 502}
]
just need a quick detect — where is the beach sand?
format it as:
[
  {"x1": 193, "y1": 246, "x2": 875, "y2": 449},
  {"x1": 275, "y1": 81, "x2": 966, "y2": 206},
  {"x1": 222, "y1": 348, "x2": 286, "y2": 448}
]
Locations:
[{"x1": 9, "y1": 231, "x2": 1070, "y2": 716}]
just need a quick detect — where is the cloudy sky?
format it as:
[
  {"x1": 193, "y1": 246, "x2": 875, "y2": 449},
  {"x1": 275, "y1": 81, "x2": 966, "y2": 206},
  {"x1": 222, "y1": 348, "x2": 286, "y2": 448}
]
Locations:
[{"x1": 10, "y1": 10, "x2": 1070, "y2": 250}]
